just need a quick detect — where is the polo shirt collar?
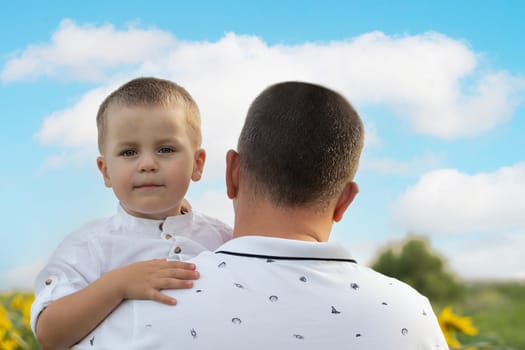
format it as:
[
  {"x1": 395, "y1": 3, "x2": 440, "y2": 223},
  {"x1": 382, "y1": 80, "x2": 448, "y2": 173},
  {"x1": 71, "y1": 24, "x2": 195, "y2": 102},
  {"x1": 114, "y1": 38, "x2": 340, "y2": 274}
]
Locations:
[{"x1": 215, "y1": 236, "x2": 356, "y2": 263}]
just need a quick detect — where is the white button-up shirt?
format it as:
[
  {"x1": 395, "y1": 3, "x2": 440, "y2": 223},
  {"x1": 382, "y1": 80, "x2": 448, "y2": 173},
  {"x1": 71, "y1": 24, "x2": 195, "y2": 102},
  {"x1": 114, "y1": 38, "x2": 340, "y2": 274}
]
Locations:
[
  {"x1": 31, "y1": 205, "x2": 232, "y2": 331},
  {"x1": 76, "y1": 236, "x2": 449, "y2": 350}
]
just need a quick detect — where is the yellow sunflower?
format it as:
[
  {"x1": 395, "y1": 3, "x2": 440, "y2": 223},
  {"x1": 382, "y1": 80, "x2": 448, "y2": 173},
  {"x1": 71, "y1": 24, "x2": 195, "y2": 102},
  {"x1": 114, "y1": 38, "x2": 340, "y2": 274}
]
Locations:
[{"x1": 438, "y1": 306, "x2": 478, "y2": 348}]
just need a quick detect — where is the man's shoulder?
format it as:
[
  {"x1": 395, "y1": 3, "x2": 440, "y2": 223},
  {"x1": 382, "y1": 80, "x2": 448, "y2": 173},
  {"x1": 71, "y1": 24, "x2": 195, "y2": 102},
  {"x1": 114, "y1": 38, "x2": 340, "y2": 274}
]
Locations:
[
  {"x1": 187, "y1": 249, "x2": 220, "y2": 266},
  {"x1": 354, "y1": 263, "x2": 429, "y2": 301}
]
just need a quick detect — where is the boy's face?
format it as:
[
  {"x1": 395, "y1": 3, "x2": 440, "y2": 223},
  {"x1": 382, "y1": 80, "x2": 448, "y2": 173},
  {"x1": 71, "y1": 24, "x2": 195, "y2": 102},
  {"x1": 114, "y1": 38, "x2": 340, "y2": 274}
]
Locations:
[{"x1": 97, "y1": 105, "x2": 205, "y2": 220}]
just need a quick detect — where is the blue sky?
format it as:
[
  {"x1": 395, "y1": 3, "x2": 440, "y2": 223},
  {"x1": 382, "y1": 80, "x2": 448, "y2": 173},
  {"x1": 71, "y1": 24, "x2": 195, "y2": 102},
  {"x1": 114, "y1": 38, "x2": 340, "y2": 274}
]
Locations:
[{"x1": 1, "y1": 1, "x2": 524, "y2": 289}]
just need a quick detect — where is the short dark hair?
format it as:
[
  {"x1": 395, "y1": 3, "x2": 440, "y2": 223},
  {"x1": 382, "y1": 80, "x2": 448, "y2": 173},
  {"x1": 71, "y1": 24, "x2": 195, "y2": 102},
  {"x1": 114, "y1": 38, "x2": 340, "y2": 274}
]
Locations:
[
  {"x1": 96, "y1": 77, "x2": 201, "y2": 152},
  {"x1": 238, "y1": 81, "x2": 364, "y2": 208}
]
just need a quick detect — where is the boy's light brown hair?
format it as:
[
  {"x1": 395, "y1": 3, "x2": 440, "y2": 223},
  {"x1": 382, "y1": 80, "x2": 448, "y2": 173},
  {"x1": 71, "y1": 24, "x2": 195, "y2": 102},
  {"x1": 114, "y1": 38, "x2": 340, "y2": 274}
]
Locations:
[{"x1": 96, "y1": 77, "x2": 201, "y2": 152}]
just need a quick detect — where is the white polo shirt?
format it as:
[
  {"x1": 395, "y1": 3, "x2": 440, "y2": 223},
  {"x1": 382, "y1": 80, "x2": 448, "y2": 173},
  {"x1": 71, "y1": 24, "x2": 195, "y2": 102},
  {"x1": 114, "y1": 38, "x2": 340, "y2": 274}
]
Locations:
[
  {"x1": 75, "y1": 236, "x2": 449, "y2": 350},
  {"x1": 31, "y1": 205, "x2": 232, "y2": 332}
]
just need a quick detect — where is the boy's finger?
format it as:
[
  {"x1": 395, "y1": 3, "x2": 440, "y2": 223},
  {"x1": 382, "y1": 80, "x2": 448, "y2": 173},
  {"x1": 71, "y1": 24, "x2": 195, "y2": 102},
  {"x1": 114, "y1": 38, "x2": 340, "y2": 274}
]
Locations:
[
  {"x1": 166, "y1": 269, "x2": 200, "y2": 280},
  {"x1": 165, "y1": 261, "x2": 196, "y2": 270},
  {"x1": 161, "y1": 279, "x2": 194, "y2": 290},
  {"x1": 150, "y1": 290, "x2": 178, "y2": 305}
]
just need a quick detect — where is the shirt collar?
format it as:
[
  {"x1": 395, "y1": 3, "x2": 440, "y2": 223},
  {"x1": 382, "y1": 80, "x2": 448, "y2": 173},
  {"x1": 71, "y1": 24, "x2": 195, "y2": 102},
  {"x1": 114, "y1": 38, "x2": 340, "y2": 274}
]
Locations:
[
  {"x1": 114, "y1": 204, "x2": 195, "y2": 238},
  {"x1": 162, "y1": 211, "x2": 195, "y2": 238},
  {"x1": 215, "y1": 236, "x2": 356, "y2": 263}
]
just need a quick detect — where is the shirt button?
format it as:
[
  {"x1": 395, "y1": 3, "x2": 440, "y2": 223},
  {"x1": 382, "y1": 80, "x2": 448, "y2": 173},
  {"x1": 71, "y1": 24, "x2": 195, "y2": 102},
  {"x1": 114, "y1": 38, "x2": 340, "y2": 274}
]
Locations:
[
  {"x1": 158, "y1": 222, "x2": 164, "y2": 231},
  {"x1": 174, "y1": 246, "x2": 182, "y2": 254},
  {"x1": 165, "y1": 234, "x2": 172, "y2": 240},
  {"x1": 45, "y1": 279, "x2": 52, "y2": 285}
]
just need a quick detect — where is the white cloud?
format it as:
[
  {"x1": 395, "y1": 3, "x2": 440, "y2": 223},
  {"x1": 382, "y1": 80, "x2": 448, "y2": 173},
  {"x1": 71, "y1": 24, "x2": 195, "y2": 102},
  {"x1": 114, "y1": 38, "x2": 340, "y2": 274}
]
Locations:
[
  {"x1": 406, "y1": 71, "x2": 524, "y2": 138},
  {"x1": 39, "y1": 153, "x2": 67, "y2": 170},
  {"x1": 4, "y1": 260, "x2": 45, "y2": 289},
  {"x1": 36, "y1": 84, "x2": 114, "y2": 148},
  {"x1": 337, "y1": 233, "x2": 525, "y2": 281},
  {"x1": 190, "y1": 189, "x2": 234, "y2": 227},
  {"x1": 445, "y1": 230, "x2": 525, "y2": 280},
  {"x1": 362, "y1": 121, "x2": 382, "y2": 148},
  {"x1": 1, "y1": 19, "x2": 175, "y2": 82},
  {"x1": 37, "y1": 148, "x2": 96, "y2": 174},
  {"x1": 392, "y1": 162, "x2": 525, "y2": 235},
  {"x1": 361, "y1": 153, "x2": 443, "y2": 175},
  {"x1": 3, "y1": 21, "x2": 521, "y2": 174}
]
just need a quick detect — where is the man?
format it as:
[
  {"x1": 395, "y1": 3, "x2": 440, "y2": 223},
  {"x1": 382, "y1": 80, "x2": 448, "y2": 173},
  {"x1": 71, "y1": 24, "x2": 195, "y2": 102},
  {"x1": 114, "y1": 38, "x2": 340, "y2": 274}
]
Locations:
[{"x1": 76, "y1": 81, "x2": 448, "y2": 349}]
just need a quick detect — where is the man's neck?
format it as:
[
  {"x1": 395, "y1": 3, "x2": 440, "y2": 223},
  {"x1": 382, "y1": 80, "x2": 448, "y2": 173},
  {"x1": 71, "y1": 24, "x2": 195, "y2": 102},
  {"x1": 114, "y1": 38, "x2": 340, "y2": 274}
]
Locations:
[{"x1": 231, "y1": 198, "x2": 334, "y2": 242}]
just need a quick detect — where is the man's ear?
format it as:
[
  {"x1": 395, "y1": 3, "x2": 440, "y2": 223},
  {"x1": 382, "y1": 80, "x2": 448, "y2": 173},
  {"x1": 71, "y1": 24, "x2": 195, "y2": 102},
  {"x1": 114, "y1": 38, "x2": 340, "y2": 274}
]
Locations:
[
  {"x1": 333, "y1": 181, "x2": 359, "y2": 222},
  {"x1": 96, "y1": 156, "x2": 112, "y2": 188},
  {"x1": 191, "y1": 149, "x2": 206, "y2": 181},
  {"x1": 225, "y1": 150, "x2": 240, "y2": 199}
]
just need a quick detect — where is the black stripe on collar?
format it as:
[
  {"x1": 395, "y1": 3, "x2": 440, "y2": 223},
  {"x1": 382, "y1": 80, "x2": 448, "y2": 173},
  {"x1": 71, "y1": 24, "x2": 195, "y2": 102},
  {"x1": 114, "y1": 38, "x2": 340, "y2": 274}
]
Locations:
[{"x1": 215, "y1": 250, "x2": 357, "y2": 263}]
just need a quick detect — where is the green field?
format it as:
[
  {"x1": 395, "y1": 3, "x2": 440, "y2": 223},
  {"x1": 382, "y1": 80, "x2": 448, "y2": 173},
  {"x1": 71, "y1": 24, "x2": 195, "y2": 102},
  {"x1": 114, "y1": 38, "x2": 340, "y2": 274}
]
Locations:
[{"x1": 443, "y1": 282, "x2": 525, "y2": 349}]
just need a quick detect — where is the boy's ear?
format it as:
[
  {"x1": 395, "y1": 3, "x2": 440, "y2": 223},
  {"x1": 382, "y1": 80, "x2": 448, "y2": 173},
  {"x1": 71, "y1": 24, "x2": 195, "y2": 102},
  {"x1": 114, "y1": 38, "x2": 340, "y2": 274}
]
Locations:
[
  {"x1": 332, "y1": 181, "x2": 359, "y2": 223},
  {"x1": 225, "y1": 150, "x2": 240, "y2": 199},
  {"x1": 96, "y1": 156, "x2": 112, "y2": 188},
  {"x1": 191, "y1": 149, "x2": 206, "y2": 181}
]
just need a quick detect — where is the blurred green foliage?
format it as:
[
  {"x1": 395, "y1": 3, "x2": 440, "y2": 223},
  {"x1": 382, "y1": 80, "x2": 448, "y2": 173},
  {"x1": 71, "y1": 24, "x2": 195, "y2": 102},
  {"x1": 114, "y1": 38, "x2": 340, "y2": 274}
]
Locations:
[
  {"x1": 459, "y1": 282, "x2": 525, "y2": 349},
  {"x1": 371, "y1": 236, "x2": 463, "y2": 302},
  {"x1": 371, "y1": 236, "x2": 525, "y2": 349}
]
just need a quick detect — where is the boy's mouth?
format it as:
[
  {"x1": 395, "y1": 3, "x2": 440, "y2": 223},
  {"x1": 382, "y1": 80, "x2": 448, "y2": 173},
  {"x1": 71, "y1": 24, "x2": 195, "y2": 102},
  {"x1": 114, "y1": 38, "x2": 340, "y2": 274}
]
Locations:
[{"x1": 134, "y1": 183, "x2": 163, "y2": 189}]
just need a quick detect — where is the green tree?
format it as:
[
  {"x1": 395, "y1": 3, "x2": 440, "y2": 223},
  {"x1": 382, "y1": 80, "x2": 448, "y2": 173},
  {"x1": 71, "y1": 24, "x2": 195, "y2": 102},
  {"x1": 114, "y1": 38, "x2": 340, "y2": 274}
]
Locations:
[{"x1": 371, "y1": 236, "x2": 463, "y2": 303}]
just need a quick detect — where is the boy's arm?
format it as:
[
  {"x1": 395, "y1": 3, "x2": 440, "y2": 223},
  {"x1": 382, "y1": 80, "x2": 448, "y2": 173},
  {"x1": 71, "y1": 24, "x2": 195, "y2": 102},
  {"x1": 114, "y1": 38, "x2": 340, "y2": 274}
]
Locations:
[{"x1": 35, "y1": 259, "x2": 199, "y2": 350}]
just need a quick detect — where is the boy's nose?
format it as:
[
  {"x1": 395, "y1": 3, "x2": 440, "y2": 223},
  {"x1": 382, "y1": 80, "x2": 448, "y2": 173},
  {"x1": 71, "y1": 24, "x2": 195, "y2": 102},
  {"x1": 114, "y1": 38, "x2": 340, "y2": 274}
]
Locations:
[
  {"x1": 140, "y1": 165, "x2": 157, "y2": 172},
  {"x1": 138, "y1": 155, "x2": 158, "y2": 172}
]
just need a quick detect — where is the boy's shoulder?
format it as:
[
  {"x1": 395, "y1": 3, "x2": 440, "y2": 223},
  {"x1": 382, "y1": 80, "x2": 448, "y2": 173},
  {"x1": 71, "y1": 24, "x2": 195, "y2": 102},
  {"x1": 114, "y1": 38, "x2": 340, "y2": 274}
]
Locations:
[
  {"x1": 191, "y1": 210, "x2": 233, "y2": 240},
  {"x1": 192, "y1": 211, "x2": 232, "y2": 229},
  {"x1": 59, "y1": 215, "x2": 115, "y2": 246}
]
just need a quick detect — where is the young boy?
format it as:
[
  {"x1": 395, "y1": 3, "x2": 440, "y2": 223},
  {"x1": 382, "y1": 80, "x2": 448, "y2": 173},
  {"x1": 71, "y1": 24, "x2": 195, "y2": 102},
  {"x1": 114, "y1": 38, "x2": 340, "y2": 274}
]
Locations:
[{"x1": 31, "y1": 77, "x2": 232, "y2": 350}]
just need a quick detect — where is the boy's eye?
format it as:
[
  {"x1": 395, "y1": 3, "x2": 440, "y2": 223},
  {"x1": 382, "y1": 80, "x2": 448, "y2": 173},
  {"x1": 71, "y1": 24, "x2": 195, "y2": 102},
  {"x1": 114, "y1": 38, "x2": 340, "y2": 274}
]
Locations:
[
  {"x1": 159, "y1": 147, "x2": 175, "y2": 154},
  {"x1": 120, "y1": 149, "x2": 137, "y2": 157}
]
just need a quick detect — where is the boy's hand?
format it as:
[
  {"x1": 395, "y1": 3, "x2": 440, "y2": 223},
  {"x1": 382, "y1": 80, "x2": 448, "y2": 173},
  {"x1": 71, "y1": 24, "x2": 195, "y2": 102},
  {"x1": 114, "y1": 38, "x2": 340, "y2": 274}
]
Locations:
[{"x1": 110, "y1": 259, "x2": 199, "y2": 305}]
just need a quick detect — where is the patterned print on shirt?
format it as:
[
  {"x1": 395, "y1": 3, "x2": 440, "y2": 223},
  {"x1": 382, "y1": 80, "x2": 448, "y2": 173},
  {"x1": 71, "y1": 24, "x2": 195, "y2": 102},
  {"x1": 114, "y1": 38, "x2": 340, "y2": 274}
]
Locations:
[{"x1": 158, "y1": 250, "x2": 446, "y2": 348}]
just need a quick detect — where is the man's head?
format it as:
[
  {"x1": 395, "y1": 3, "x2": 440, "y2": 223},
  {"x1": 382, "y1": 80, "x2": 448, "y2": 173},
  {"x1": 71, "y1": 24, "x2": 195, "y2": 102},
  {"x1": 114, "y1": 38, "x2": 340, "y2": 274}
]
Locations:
[
  {"x1": 235, "y1": 81, "x2": 364, "y2": 211},
  {"x1": 97, "y1": 77, "x2": 202, "y2": 153}
]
